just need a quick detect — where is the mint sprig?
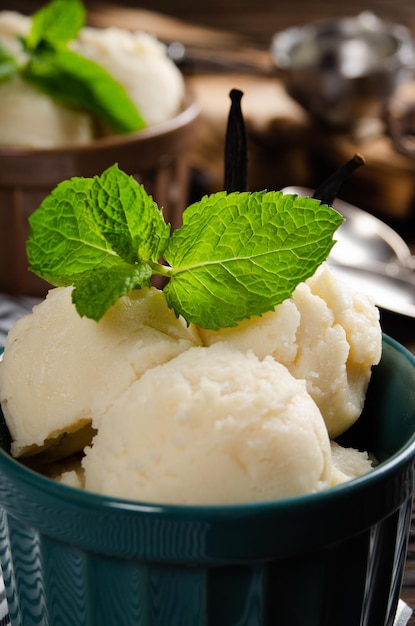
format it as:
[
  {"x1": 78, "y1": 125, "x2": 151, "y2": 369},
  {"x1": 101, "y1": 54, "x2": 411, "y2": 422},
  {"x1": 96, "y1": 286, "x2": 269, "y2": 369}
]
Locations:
[
  {"x1": 27, "y1": 164, "x2": 344, "y2": 329},
  {"x1": 0, "y1": 0, "x2": 145, "y2": 133}
]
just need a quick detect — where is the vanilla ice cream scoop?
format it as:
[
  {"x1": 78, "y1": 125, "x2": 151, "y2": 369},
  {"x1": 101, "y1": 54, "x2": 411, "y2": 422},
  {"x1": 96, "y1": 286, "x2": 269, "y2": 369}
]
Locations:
[
  {"x1": 198, "y1": 263, "x2": 382, "y2": 438},
  {"x1": 82, "y1": 343, "x2": 332, "y2": 505},
  {"x1": 0, "y1": 74, "x2": 94, "y2": 148},
  {"x1": 0, "y1": 286, "x2": 200, "y2": 458},
  {"x1": 0, "y1": 11, "x2": 95, "y2": 148},
  {"x1": 72, "y1": 26, "x2": 185, "y2": 128},
  {"x1": 330, "y1": 441, "x2": 375, "y2": 485},
  {"x1": 0, "y1": 12, "x2": 185, "y2": 147},
  {"x1": 0, "y1": 11, "x2": 30, "y2": 58}
]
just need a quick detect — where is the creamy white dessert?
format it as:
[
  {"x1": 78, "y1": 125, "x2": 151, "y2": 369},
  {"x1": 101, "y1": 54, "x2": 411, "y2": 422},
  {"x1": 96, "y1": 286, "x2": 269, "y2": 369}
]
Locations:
[
  {"x1": 71, "y1": 27, "x2": 185, "y2": 129},
  {"x1": 330, "y1": 441, "x2": 375, "y2": 485},
  {"x1": 0, "y1": 286, "x2": 200, "y2": 458},
  {"x1": 44, "y1": 439, "x2": 377, "y2": 496},
  {"x1": 198, "y1": 263, "x2": 382, "y2": 438},
  {"x1": 0, "y1": 11, "x2": 94, "y2": 147},
  {"x1": 0, "y1": 11, "x2": 185, "y2": 147},
  {"x1": 0, "y1": 264, "x2": 380, "y2": 503},
  {"x1": 82, "y1": 343, "x2": 332, "y2": 504},
  {"x1": 0, "y1": 11, "x2": 30, "y2": 58},
  {"x1": 0, "y1": 74, "x2": 94, "y2": 148}
]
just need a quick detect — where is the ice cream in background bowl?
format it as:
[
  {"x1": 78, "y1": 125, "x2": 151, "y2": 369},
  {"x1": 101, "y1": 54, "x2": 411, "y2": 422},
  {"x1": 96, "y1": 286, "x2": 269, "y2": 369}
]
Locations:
[{"x1": 0, "y1": 3, "x2": 199, "y2": 297}]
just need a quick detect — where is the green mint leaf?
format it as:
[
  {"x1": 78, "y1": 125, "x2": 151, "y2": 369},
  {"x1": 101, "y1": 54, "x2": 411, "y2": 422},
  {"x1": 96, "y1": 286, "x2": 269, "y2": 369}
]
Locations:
[
  {"x1": 23, "y1": 47, "x2": 145, "y2": 133},
  {"x1": 71, "y1": 263, "x2": 152, "y2": 321},
  {"x1": 0, "y1": 41, "x2": 19, "y2": 83},
  {"x1": 27, "y1": 165, "x2": 169, "y2": 315},
  {"x1": 89, "y1": 165, "x2": 170, "y2": 264},
  {"x1": 163, "y1": 191, "x2": 344, "y2": 329},
  {"x1": 28, "y1": 0, "x2": 86, "y2": 49},
  {"x1": 27, "y1": 176, "x2": 116, "y2": 286}
]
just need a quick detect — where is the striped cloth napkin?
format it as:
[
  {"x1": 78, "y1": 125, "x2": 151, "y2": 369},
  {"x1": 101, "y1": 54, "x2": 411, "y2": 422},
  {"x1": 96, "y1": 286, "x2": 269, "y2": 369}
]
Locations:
[{"x1": 0, "y1": 294, "x2": 41, "y2": 348}]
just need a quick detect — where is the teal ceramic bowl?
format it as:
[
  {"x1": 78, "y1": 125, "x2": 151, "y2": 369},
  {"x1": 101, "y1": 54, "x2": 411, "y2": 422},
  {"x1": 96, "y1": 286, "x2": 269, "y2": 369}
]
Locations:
[{"x1": 0, "y1": 335, "x2": 414, "y2": 626}]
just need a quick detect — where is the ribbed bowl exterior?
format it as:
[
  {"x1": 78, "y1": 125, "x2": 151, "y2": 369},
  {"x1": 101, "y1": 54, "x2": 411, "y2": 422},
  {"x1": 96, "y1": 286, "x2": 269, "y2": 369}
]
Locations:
[{"x1": 0, "y1": 335, "x2": 413, "y2": 626}]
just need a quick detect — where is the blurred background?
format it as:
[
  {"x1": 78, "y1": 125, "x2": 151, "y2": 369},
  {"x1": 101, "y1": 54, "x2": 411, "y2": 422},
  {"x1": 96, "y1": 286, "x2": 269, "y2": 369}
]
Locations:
[
  {"x1": 2, "y1": 0, "x2": 415, "y2": 210},
  {"x1": 3, "y1": 1, "x2": 415, "y2": 42}
]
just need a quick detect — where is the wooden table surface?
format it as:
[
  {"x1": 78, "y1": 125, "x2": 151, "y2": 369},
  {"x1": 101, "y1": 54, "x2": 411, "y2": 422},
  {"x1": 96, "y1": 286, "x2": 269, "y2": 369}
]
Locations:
[{"x1": 1, "y1": 0, "x2": 415, "y2": 621}]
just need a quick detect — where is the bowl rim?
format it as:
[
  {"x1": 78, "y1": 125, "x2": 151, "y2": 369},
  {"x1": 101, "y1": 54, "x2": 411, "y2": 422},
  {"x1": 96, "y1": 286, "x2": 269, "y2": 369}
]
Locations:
[{"x1": 0, "y1": 334, "x2": 414, "y2": 519}]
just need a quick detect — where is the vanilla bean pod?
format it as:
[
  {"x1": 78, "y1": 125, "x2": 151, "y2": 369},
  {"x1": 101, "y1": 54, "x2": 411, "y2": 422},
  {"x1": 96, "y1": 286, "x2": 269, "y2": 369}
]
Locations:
[
  {"x1": 224, "y1": 89, "x2": 247, "y2": 193},
  {"x1": 313, "y1": 154, "x2": 365, "y2": 206}
]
